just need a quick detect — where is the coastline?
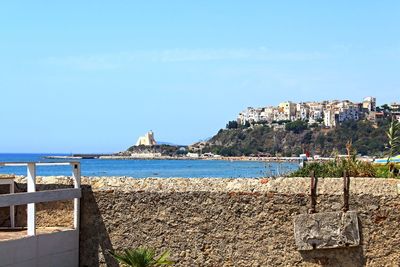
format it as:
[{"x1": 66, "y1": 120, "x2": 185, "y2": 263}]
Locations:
[{"x1": 44, "y1": 155, "x2": 307, "y2": 163}]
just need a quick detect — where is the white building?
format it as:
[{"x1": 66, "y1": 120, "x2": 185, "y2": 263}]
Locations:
[
  {"x1": 308, "y1": 103, "x2": 324, "y2": 124},
  {"x1": 136, "y1": 131, "x2": 157, "y2": 146},
  {"x1": 296, "y1": 103, "x2": 310, "y2": 121},
  {"x1": 237, "y1": 107, "x2": 269, "y2": 125},
  {"x1": 338, "y1": 105, "x2": 359, "y2": 122},
  {"x1": 363, "y1": 96, "x2": 376, "y2": 112},
  {"x1": 278, "y1": 101, "x2": 296, "y2": 120},
  {"x1": 390, "y1": 102, "x2": 400, "y2": 111},
  {"x1": 324, "y1": 109, "x2": 336, "y2": 127},
  {"x1": 187, "y1": 152, "x2": 200, "y2": 158}
]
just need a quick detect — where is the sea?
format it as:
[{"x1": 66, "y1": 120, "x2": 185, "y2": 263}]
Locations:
[{"x1": 0, "y1": 153, "x2": 299, "y2": 178}]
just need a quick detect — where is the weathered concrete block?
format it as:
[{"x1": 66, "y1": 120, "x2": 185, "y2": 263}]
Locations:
[{"x1": 293, "y1": 211, "x2": 360, "y2": 250}]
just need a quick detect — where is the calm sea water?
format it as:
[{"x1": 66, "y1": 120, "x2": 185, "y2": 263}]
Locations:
[{"x1": 0, "y1": 153, "x2": 299, "y2": 178}]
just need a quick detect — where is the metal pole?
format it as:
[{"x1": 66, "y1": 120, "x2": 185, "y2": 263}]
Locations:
[
  {"x1": 343, "y1": 171, "x2": 350, "y2": 212},
  {"x1": 310, "y1": 171, "x2": 317, "y2": 214}
]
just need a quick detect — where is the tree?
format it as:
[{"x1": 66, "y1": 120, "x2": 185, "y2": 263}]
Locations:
[
  {"x1": 226, "y1": 120, "x2": 238, "y2": 129},
  {"x1": 381, "y1": 104, "x2": 391, "y2": 111},
  {"x1": 302, "y1": 131, "x2": 313, "y2": 144},
  {"x1": 285, "y1": 120, "x2": 308, "y2": 134},
  {"x1": 242, "y1": 121, "x2": 251, "y2": 128},
  {"x1": 109, "y1": 247, "x2": 174, "y2": 267}
]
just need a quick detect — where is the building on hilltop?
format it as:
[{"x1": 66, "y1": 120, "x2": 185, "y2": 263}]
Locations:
[
  {"x1": 296, "y1": 102, "x2": 310, "y2": 121},
  {"x1": 278, "y1": 101, "x2": 296, "y2": 121},
  {"x1": 236, "y1": 96, "x2": 380, "y2": 128},
  {"x1": 237, "y1": 107, "x2": 266, "y2": 125},
  {"x1": 338, "y1": 103, "x2": 359, "y2": 122},
  {"x1": 390, "y1": 102, "x2": 400, "y2": 111},
  {"x1": 389, "y1": 103, "x2": 400, "y2": 122},
  {"x1": 363, "y1": 97, "x2": 377, "y2": 112},
  {"x1": 308, "y1": 102, "x2": 324, "y2": 124},
  {"x1": 136, "y1": 131, "x2": 157, "y2": 146},
  {"x1": 323, "y1": 109, "x2": 337, "y2": 127},
  {"x1": 323, "y1": 101, "x2": 360, "y2": 127}
]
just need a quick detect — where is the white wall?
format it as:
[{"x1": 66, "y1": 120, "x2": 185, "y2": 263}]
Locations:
[{"x1": 0, "y1": 229, "x2": 79, "y2": 267}]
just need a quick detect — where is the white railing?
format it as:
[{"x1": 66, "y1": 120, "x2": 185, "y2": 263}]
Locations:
[{"x1": 0, "y1": 162, "x2": 81, "y2": 236}]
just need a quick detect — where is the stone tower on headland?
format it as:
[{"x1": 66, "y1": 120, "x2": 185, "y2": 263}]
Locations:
[{"x1": 136, "y1": 131, "x2": 157, "y2": 146}]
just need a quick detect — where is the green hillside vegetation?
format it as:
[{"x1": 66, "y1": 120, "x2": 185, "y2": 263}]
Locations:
[
  {"x1": 290, "y1": 139, "x2": 400, "y2": 178},
  {"x1": 289, "y1": 160, "x2": 399, "y2": 178},
  {"x1": 201, "y1": 119, "x2": 390, "y2": 157},
  {"x1": 126, "y1": 145, "x2": 188, "y2": 156}
]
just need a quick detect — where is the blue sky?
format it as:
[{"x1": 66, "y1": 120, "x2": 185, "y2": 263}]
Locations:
[{"x1": 1, "y1": 1, "x2": 399, "y2": 153}]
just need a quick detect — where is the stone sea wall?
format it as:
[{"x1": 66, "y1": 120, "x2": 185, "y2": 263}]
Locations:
[{"x1": 2, "y1": 176, "x2": 400, "y2": 266}]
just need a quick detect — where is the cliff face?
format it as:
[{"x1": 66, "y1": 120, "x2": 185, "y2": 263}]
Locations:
[{"x1": 200, "y1": 120, "x2": 388, "y2": 157}]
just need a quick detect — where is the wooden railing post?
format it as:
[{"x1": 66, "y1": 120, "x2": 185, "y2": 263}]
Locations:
[
  {"x1": 71, "y1": 162, "x2": 81, "y2": 229},
  {"x1": 27, "y1": 163, "x2": 36, "y2": 236}
]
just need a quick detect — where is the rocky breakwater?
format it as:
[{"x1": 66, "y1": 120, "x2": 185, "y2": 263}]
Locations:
[{"x1": 4, "y1": 176, "x2": 400, "y2": 266}]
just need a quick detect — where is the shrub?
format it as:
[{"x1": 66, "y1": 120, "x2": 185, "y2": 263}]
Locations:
[
  {"x1": 109, "y1": 247, "x2": 173, "y2": 267},
  {"x1": 285, "y1": 120, "x2": 308, "y2": 134},
  {"x1": 289, "y1": 158, "x2": 376, "y2": 178},
  {"x1": 226, "y1": 120, "x2": 238, "y2": 129},
  {"x1": 290, "y1": 141, "x2": 376, "y2": 178}
]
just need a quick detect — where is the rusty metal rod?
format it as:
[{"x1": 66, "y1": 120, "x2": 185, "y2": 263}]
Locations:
[
  {"x1": 310, "y1": 171, "x2": 317, "y2": 214},
  {"x1": 343, "y1": 171, "x2": 350, "y2": 212}
]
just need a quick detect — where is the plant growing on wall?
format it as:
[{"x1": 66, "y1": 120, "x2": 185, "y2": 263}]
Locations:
[
  {"x1": 109, "y1": 247, "x2": 174, "y2": 267},
  {"x1": 290, "y1": 140, "x2": 376, "y2": 178},
  {"x1": 386, "y1": 119, "x2": 400, "y2": 176}
]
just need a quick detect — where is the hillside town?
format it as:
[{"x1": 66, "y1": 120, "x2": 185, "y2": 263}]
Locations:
[{"x1": 237, "y1": 97, "x2": 400, "y2": 128}]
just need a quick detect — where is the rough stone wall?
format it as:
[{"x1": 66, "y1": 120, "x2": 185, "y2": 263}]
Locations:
[
  {"x1": 78, "y1": 177, "x2": 400, "y2": 267},
  {"x1": 2, "y1": 176, "x2": 400, "y2": 266}
]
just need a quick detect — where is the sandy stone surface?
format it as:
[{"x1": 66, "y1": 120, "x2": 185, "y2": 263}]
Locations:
[
  {"x1": 12, "y1": 175, "x2": 400, "y2": 196},
  {"x1": 294, "y1": 211, "x2": 360, "y2": 250}
]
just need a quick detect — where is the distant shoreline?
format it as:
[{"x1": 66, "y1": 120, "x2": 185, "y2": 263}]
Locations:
[
  {"x1": 44, "y1": 154, "x2": 377, "y2": 166},
  {"x1": 44, "y1": 155, "x2": 311, "y2": 163}
]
